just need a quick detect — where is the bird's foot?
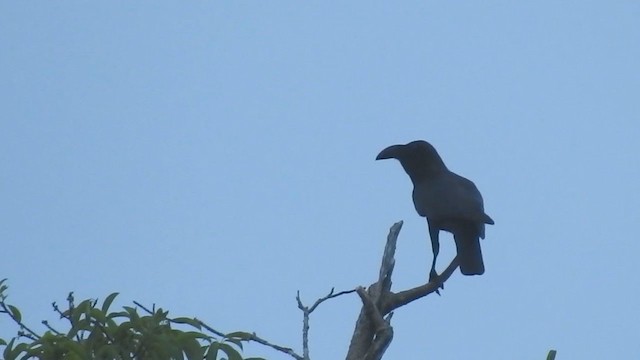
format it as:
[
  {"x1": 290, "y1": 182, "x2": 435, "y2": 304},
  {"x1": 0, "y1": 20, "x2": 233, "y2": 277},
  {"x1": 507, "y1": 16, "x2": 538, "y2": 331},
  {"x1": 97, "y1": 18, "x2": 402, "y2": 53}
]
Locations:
[{"x1": 429, "y1": 269, "x2": 444, "y2": 295}]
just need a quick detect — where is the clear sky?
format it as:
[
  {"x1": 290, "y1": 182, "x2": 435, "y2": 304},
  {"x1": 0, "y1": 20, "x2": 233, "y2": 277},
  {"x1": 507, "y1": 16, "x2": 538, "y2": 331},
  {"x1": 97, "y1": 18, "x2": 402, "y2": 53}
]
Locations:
[{"x1": 1, "y1": 2, "x2": 639, "y2": 359}]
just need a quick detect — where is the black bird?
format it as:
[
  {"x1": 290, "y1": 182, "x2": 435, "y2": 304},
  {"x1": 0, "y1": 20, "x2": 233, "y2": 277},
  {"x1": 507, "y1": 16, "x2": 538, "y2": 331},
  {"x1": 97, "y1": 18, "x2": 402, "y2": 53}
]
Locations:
[{"x1": 376, "y1": 140, "x2": 494, "y2": 282}]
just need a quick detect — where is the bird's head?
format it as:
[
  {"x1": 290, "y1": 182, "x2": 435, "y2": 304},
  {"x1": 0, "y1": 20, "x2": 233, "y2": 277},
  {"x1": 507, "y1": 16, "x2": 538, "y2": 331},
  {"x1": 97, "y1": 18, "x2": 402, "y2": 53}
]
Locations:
[{"x1": 376, "y1": 140, "x2": 447, "y2": 182}]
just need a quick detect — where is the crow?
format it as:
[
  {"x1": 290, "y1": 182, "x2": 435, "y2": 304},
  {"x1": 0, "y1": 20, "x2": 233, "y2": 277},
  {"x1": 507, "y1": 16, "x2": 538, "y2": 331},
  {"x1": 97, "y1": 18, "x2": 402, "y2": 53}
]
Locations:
[{"x1": 376, "y1": 140, "x2": 494, "y2": 283}]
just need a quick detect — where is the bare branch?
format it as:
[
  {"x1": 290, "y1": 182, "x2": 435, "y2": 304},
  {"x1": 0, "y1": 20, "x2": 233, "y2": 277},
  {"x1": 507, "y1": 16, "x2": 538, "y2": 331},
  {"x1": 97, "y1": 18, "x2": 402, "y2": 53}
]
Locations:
[
  {"x1": 308, "y1": 288, "x2": 357, "y2": 314},
  {"x1": 382, "y1": 257, "x2": 459, "y2": 314},
  {"x1": 52, "y1": 302, "x2": 68, "y2": 320},
  {"x1": 377, "y1": 221, "x2": 401, "y2": 290},
  {"x1": 355, "y1": 288, "x2": 394, "y2": 360},
  {"x1": 346, "y1": 221, "x2": 403, "y2": 360},
  {"x1": 133, "y1": 301, "x2": 155, "y2": 316},
  {"x1": 296, "y1": 291, "x2": 311, "y2": 360},
  {"x1": 297, "y1": 287, "x2": 357, "y2": 359},
  {"x1": 194, "y1": 319, "x2": 227, "y2": 338},
  {"x1": 346, "y1": 221, "x2": 461, "y2": 360},
  {"x1": 239, "y1": 331, "x2": 304, "y2": 360}
]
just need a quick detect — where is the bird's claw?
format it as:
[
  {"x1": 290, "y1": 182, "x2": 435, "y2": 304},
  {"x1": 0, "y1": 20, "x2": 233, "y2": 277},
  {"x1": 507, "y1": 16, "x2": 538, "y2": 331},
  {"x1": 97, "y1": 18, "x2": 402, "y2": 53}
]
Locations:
[
  {"x1": 429, "y1": 269, "x2": 444, "y2": 295},
  {"x1": 429, "y1": 268, "x2": 439, "y2": 283}
]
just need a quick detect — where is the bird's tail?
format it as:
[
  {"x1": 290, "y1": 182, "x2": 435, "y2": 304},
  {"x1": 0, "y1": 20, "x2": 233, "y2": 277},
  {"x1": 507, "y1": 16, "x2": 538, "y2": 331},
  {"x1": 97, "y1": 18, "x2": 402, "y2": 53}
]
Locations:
[{"x1": 454, "y1": 225, "x2": 485, "y2": 276}]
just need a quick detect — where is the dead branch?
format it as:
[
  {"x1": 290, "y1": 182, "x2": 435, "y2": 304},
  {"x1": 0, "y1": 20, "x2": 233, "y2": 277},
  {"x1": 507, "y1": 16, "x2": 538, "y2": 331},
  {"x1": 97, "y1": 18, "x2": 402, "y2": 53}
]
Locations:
[
  {"x1": 296, "y1": 288, "x2": 356, "y2": 359},
  {"x1": 345, "y1": 221, "x2": 459, "y2": 360}
]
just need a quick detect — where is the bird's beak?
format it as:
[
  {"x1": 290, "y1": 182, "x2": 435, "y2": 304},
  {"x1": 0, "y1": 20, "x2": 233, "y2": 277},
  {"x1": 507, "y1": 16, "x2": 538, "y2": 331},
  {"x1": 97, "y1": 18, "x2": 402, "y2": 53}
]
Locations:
[{"x1": 376, "y1": 144, "x2": 403, "y2": 160}]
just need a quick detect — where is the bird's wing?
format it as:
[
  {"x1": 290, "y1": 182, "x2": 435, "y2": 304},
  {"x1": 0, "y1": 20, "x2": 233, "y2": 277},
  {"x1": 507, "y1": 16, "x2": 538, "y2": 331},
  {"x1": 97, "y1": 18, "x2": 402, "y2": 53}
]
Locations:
[{"x1": 413, "y1": 171, "x2": 488, "y2": 223}]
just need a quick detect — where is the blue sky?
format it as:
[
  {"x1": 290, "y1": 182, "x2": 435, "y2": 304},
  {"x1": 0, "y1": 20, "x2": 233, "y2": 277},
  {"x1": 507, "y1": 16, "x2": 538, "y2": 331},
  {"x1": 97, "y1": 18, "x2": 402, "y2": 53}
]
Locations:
[{"x1": 1, "y1": 2, "x2": 639, "y2": 359}]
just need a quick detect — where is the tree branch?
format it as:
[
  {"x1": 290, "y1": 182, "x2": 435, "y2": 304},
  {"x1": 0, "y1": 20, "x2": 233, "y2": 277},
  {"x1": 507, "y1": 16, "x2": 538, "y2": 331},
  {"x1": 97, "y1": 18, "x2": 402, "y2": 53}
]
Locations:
[
  {"x1": 346, "y1": 221, "x2": 460, "y2": 360},
  {"x1": 297, "y1": 287, "x2": 356, "y2": 359},
  {"x1": 346, "y1": 221, "x2": 403, "y2": 360},
  {"x1": 382, "y1": 257, "x2": 459, "y2": 314},
  {"x1": 0, "y1": 298, "x2": 40, "y2": 340},
  {"x1": 238, "y1": 332, "x2": 303, "y2": 360},
  {"x1": 355, "y1": 288, "x2": 393, "y2": 360}
]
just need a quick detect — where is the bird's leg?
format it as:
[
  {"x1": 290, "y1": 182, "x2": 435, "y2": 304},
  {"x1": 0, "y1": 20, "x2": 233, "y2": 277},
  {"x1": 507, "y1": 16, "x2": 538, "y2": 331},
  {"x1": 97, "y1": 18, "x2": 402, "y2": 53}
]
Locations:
[{"x1": 428, "y1": 222, "x2": 444, "y2": 291}]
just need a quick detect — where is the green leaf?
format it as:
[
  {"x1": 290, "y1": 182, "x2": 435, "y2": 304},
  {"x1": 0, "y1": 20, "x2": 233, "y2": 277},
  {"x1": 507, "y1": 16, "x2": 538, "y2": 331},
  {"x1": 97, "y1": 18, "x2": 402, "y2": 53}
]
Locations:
[
  {"x1": 107, "y1": 310, "x2": 129, "y2": 319},
  {"x1": 3, "y1": 340, "x2": 28, "y2": 360},
  {"x1": 182, "y1": 337, "x2": 205, "y2": 360},
  {"x1": 13, "y1": 343, "x2": 28, "y2": 353},
  {"x1": 76, "y1": 299, "x2": 92, "y2": 314},
  {"x1": 219, "y1": 342, "x2": 242, "y2": 360},
  {"x1": 71, "y1": 299, "x2": 92, "y2": 325},
  {"x1": 7, "y1": 305, "x2": 21, "y2": 323},
  {"x1": 206, "y1": 342, "x2": 220, "y2": 360},
  {"x1": 182, "y1": 331, "x2": 211, "y2": 342},
  {"x1": 0, "y1": 278, "x2": 8, "y2": 295},
  {"x1": 64, "y1": 339, "x2": 87, "y2": 358},
  {"x1": 101, "y1": 292, "x2": 119, "y2": 313},
  {"x1": 3, "y1": 338, "x2": 16, "y2": 360},
  {"x1": 225, "y1": 337, "x2": 243, "y2": 350},
  {"x1": 66, "y1": 325, "x2": 80, "y2": 339},
  {"x1": 94, "y1": 344, "x2": 121, "y2": 359},
  {"x1": 226, "y1": 331, "x2": 252, "y2": 340},
  {"x1": 122, "y1": 306, "x2": 140, "y2": 323},
  {"x1": 89, "y1": 308, "x2": 106, "y2": 323},
  {"x1": 173, "y1": 317, "x2": 202, "y2": 330},
  {"x1": 0, "y1": 338, "x2": 7, "y2": 346},
  {"x1": 546, "y1": 350, "x2": 557, "y2": 360}
]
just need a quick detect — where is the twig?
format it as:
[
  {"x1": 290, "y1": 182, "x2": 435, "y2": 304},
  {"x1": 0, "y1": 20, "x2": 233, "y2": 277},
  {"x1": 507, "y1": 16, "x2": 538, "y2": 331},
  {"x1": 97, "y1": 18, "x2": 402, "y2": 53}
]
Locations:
[
  {"x1": 41, "y1": 320, "x2": 62, "y2": 335},
  {"x1": 0, "y1": 300, "x2": 41, "y2": 340},
  {"x1": 52, "y1": 302, "x2": 68, "y2": 320},
  {"x1": 296, "y1": 288, "x2": 356, "y2": 359},
  {"x1": 194, "y1": 319, "x2": 226, "y2": 338},
  {"x1": 199, "y1": 318, "x2": 303, "y2": 360},
  {"x1": 133, "y1": 301, "x2": 156, "y2": 316},
  {"x1": 240, "y1": 332, "x2": 303, "y2": 360},
  {"x1": 305, "y1": 288, "x2": 357, "y2": 314},
  {"x1": 66, "y1": 292, "x2": 75, "y2": 318}
]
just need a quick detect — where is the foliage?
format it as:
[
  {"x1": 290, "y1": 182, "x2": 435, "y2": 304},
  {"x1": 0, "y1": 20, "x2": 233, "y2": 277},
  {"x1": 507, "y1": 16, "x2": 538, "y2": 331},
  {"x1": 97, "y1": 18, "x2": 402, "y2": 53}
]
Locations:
[{"x1": 0, "y1": 279, "x2": 264, "y2": 360}]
